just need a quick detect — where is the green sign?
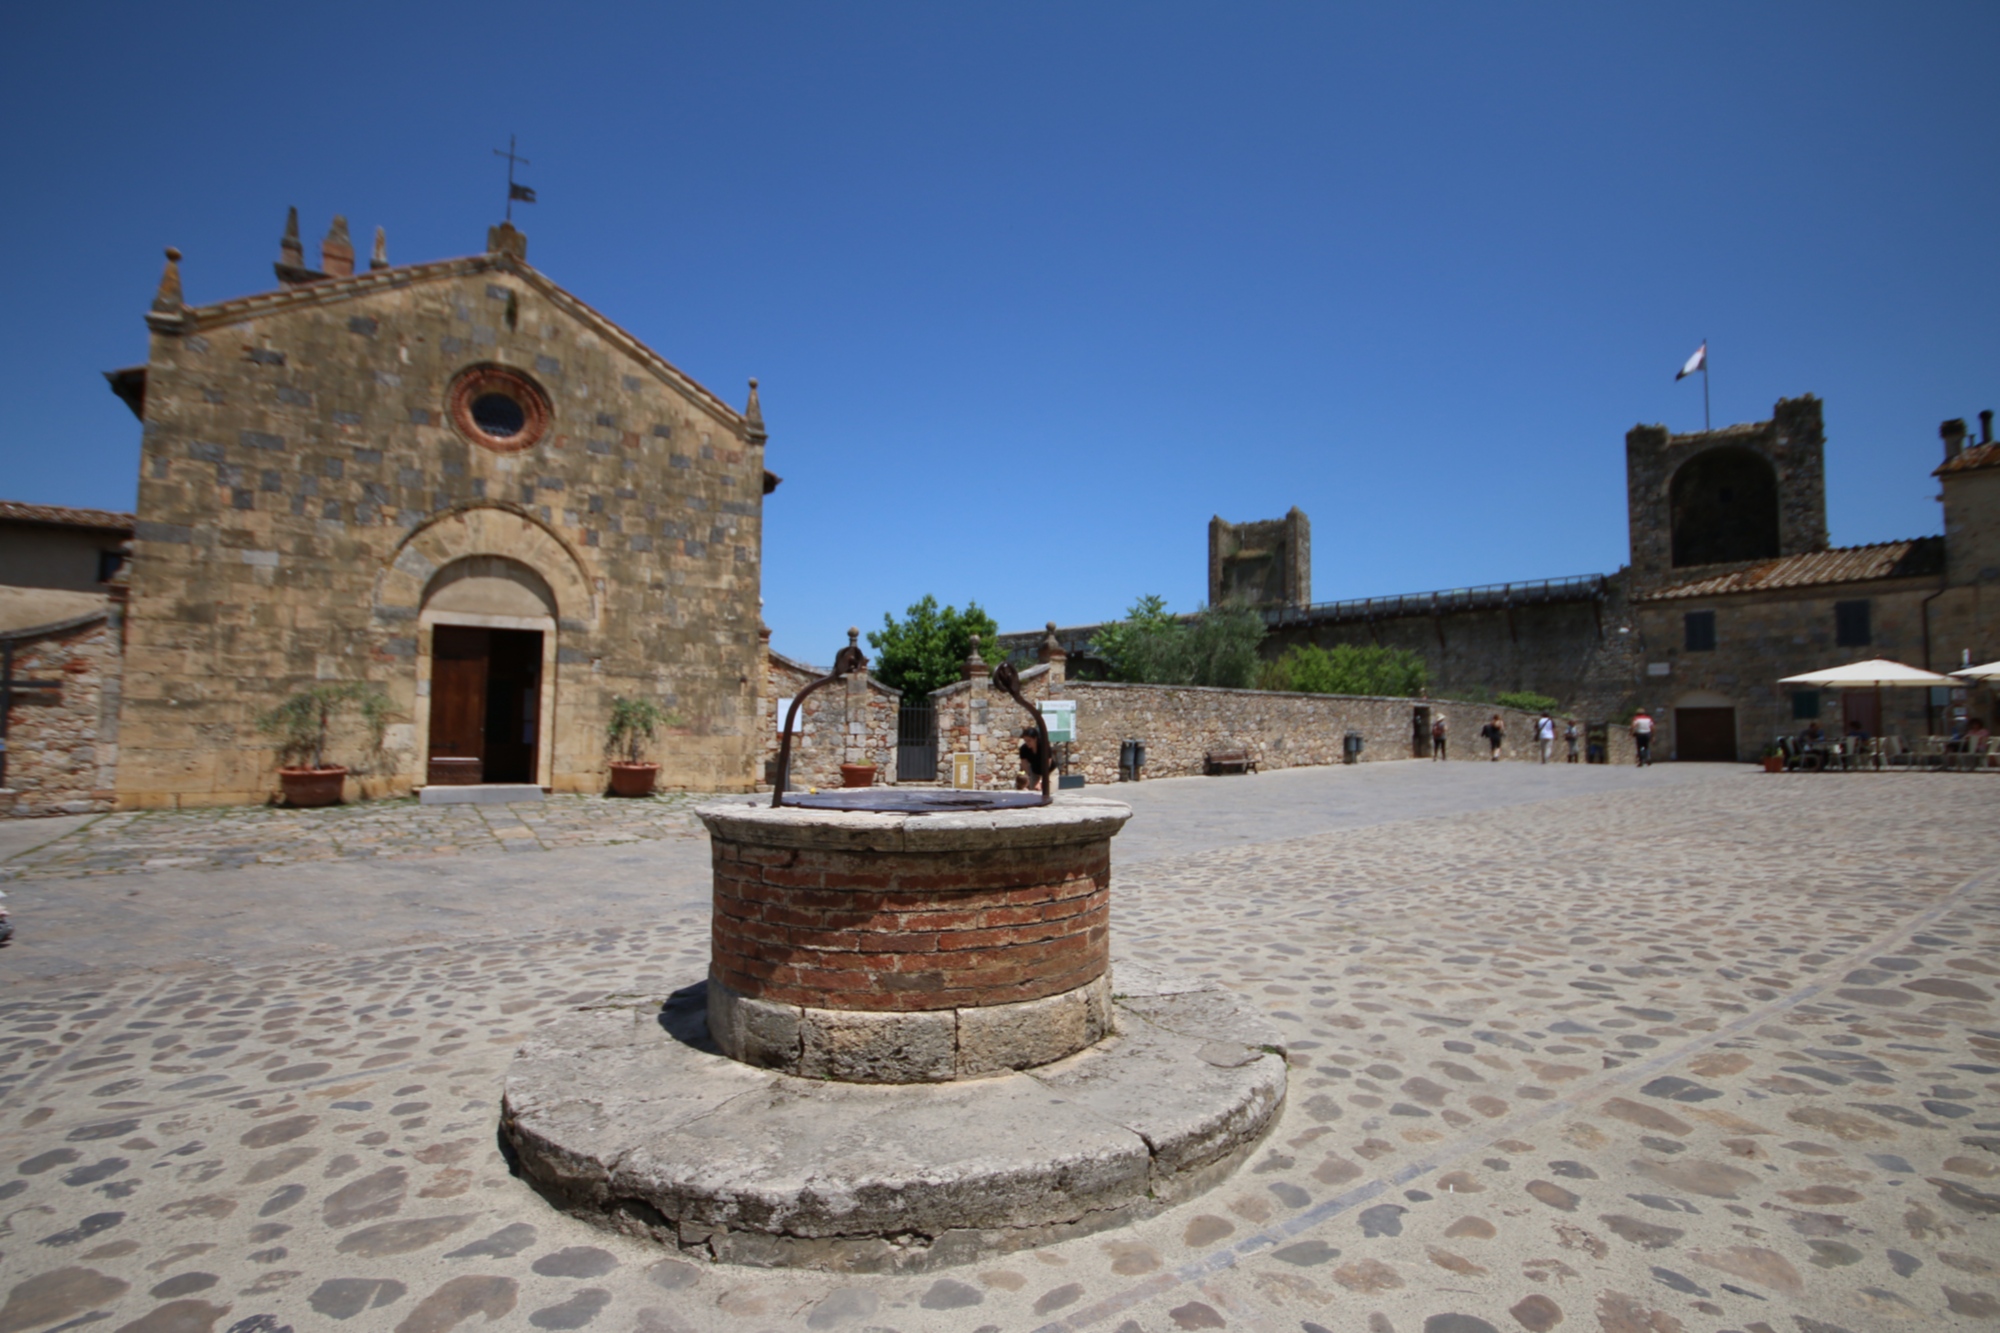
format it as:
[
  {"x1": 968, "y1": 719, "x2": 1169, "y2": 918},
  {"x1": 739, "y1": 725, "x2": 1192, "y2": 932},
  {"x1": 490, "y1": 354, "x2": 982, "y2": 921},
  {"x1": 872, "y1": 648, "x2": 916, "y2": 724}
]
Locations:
[{"x1": 1041, "y1": 700, "x2": 1076, "y2": 744}]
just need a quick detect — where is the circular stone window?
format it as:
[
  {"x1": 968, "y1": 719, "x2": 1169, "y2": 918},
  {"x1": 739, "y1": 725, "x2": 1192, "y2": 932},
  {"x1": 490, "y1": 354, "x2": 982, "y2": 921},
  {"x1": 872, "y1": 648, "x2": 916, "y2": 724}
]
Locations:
[{"x1": 447, "y1": 365, "x2": 550, "y2": 452}]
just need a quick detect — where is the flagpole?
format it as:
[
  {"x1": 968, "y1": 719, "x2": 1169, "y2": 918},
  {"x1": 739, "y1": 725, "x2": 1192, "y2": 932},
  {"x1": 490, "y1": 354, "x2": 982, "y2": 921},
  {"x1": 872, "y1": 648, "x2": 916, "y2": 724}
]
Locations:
[{"x1": 1702, "y1": 336, "x2": 1710, "y2": 431}]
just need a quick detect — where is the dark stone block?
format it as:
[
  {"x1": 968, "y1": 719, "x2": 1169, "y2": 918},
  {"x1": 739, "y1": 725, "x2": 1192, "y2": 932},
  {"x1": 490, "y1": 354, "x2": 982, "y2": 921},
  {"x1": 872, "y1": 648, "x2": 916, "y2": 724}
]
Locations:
[
  {"x1": 472, "y1": 479, "x2": 487, "y2": 498},
  {"x1": 588, "y1": 495, "x2": 605, "y2": 513},
  {"x1": 685, "y1": 540, "x2": 706, "y2": 558},
  {"x1": 622, "y1": 375, "x2": 644, "y2": 391},
  {"x1": 260, "y1": 470, "x2": 283, "y2": 492},
  {"x1": 331, "y1": 411, "x2": 363, "y2": 426},
  {"x1": 535, "y1": 355, "x2": 561, "y2": 375},
  {"x1": 382, "y1": 638, "x2": 416, "y2": 658},
  {"x1": 652, "y1": 423, "x2": 672, "y2": 438},
  {"x1": 136, "y1": 521, "x2": 193, "y2": 544},
  {"x1": 409, "y1": 408, "x2": 432, "y2": 426},
  {"x1": 441, "y1": 337, "x2": 466, "y2": 356},
  {"x1": 586, "y1": 438, "x2": 613, "y2": 455},
  {"x1": 629, "y1": 535, "x2": 653, "y2": 552},
  {"x1": 231, "y1": 488, "x2": 255, "y2": 510},
  {"x1": 721, "y1": 500, "x2": 753, "y2": 516},
  {"x1": 203, "y1": 388, "x2": 225, "y2": 403},
  {"x1": 186, "y1": 441, "x2": 225, "y2": 463},
  {"x1": 322, "y1": 501, "x2": 342, "y2": 521},
  {"x1": 353, "y1": 449, "x2": 382, "y2": 465},
  {"x1": 290, "y1": 495, "x2": 308, "y2": 516},
  {"x1": 557, "y1": 647, "x2": 591, "y2": 665},
  {"x1": 348, "y1": 316, "x2": 378, "y2": 336},
  {"x1": 277, "y1": 387, "x2": 312, "y2": 406},
  {"x1": 217, "y1": 464, "x2": 246, "y2": 486},
  {"x1": 584, "y1": 530, "x2": 599, "y2": 547},
  {"x1": 363, "y1": 483, "x2": 390, "y2": 504},
  {"x1": 595, "y1": 412, "x2": 616, "y2": 427},
  {"x1": 398, "y1": 468, "x2": 422, "y2": 487},
  {"x1": 669, "y1": 454, "x2": 691, "y2": 468},
  {"x1": 246, "y1": 348, "x2": 287, "y2": 366},
  {"x1": 323, "y1": 457, "x2": 345, "y2": 479},
  {"x1": 240, "y1": 430, "x2": 284, "y2": 451},
  {"x1": 686, "y1": 496, "x2": 706, "y2": 511},
  {"x1": 537, "y1": 477, "x2": 565, "y2": 491}
]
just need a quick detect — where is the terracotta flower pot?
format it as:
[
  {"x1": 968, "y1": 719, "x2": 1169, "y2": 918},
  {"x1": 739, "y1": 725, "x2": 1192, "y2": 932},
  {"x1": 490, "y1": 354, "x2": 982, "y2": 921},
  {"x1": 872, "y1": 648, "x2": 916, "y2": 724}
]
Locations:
[
  {"x1": 279, "y1": 766, "x2": 348, "y2": 807},
  {"x1": 1762, "y1": 754, "x2": 1785, "y2": 773},
  {"x1": 609, "y1": 762, "x2": 660, "y2": 797},
  {"x1": 840, "y1": 763, "x2": 877, "y2": 789}
]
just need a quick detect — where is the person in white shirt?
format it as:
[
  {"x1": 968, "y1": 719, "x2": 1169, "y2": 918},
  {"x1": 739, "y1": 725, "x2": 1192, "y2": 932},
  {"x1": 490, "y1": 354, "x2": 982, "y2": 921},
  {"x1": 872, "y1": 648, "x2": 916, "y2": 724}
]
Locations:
[
  {"x1": 1631, "y1": 710, "x2": 1655, "y2": 766},
  {"x1": 1536, "y1": 714, "x2": 1556, "y2": 763}
]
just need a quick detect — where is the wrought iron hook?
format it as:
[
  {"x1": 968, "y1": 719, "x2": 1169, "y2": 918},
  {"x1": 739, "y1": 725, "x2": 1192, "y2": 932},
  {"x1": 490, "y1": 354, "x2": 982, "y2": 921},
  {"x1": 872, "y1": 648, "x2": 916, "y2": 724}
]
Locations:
[
  {"x1": 770, "y1": 629, "x2": 869, "y2": 808},
  {"x1": 992, "y1": 661, "x2": 1055, "y2": 806}
]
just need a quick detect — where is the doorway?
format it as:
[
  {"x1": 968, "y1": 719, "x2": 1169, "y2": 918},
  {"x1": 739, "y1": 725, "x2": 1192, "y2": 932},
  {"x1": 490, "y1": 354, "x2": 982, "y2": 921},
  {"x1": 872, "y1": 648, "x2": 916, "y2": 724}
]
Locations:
[
  {"x1": 1842, "y1": 691, "x2": 1881, "y2": 739},
  {"x1": 1674, "y1": 707, "x2": 1738, "y2": 762},
  {"x1": 1411, "y1": 706, "x2": 1431, "y2": 758},
  {"x1": 428, "y1": 626, "x2": 543, "y2": 784}
]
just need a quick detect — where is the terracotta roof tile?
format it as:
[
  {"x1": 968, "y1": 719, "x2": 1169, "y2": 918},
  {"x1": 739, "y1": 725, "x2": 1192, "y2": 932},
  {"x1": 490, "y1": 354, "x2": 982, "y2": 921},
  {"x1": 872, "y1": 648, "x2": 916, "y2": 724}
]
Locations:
[
  {"x1": 0, "y1": 500, "x2": 135, "y2": 532},
  {"x1": 1637, "y1": 538, "x2": 1944, "y2": 601},
  {"x1": 1937, "y1": 442, "x2": 2000, "y2": 475}
]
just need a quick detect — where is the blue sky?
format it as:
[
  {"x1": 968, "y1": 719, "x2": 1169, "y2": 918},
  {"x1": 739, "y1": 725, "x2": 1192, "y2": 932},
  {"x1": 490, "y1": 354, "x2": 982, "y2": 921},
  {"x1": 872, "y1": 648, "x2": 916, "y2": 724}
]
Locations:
[{"x1": 4, "y1": 3, "x2": 1995, "y2": 663}]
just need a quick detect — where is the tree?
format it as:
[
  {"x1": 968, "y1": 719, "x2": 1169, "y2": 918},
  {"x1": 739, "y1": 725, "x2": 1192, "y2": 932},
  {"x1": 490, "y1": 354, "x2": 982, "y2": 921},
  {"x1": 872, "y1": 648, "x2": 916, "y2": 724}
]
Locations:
[
  {"x1": 1258, "y1": 643, "x2": 1429, "y2": 697},
  {"x1": 867, "y1": 595, "x2": 999, "y2": 698},
  {"x1": 1094, "y1": 596, "x2": 1265, "y2": 689}
]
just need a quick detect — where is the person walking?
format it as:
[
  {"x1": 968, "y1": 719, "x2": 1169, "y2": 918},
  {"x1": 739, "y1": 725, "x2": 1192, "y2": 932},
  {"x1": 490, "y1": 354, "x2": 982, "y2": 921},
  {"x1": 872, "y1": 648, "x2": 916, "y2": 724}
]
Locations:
[
  {"x1": 1480, "y1": 714, "x2": 1505, "y2": 761},
  {"x1": 1431, "y1": 712, "x2": 1447, "y2": 761},
  {"x1": 1536, "y1": 713, "x2": 1556, "y2": 764},
  {"x1": 1631, "y1": 709, "x2": 1654, "y2": 767},
  {"x1": 1564, "y1": 718, "x2": 1580, "y2": 763}
]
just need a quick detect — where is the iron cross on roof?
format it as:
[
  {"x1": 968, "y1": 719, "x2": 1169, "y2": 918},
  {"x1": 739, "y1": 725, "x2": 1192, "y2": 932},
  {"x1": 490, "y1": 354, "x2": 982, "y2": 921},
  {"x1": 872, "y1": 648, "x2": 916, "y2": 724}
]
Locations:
[
  {"x1": 0, "y1": 642, "x2": 64, "y2": 791},
  {"x1": 493, "y1": 135, "x2": 537, "y2": 222}
]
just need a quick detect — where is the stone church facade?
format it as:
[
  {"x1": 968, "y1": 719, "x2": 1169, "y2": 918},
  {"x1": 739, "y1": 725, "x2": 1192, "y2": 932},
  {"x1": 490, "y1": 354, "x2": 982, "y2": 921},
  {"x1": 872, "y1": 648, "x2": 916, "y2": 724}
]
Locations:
[{"x1": 105, "y1": 215, "x2": 772, "y2": 807}]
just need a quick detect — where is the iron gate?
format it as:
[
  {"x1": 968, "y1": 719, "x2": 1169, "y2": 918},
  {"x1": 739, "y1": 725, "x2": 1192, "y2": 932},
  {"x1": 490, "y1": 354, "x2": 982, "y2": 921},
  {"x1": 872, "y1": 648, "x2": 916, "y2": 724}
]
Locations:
[{"x1": 897, "y1": 700, "x2": 938, "y2": 782}]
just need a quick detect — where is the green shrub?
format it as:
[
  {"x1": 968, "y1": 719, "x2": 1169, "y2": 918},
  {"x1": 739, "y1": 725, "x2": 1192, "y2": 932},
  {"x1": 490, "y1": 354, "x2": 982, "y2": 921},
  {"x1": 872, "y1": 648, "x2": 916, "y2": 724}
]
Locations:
[
  {"x1": 1258, "y1": 643, "x2": 1429, "y2": 697},
  {"x1": 258, "y1": 682, "x2": 394, "y2": 771},
  {"x1": 605, "y1": 697, "x2": 675, "y2": 763},
  {"x1": 1494, "y1": 690, "x2": 1562, "y2": 714},
  {"x1": 1094, "y1": 595, "x2": 1265, "y2": 689}
]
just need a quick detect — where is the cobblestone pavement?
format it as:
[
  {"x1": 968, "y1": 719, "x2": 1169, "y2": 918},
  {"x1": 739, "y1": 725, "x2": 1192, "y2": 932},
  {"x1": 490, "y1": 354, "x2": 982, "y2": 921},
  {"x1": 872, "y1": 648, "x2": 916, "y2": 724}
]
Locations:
[
  {"x1": 1, "y1": 767, "x2": 1997, "y2": 1333},
  {"x1": 0, "y1": 793, "x2": 709, "y2": 884}
]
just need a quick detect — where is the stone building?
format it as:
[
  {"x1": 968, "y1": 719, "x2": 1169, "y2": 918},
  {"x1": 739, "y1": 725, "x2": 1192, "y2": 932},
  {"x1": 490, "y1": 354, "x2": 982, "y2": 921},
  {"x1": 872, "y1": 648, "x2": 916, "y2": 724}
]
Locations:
[
  {"x1": 1002, "y1": 395, "x2": 1998, "y2": 761},
  {"x1": 757, "y1": 629, "x2": 900, "y2": 790},
  {"x1": 97, "y1": 213, "x2": 775, "y2": 807},
  {"x1": 1209, "y1": 508, "x2": 1310, "y2": 608}
]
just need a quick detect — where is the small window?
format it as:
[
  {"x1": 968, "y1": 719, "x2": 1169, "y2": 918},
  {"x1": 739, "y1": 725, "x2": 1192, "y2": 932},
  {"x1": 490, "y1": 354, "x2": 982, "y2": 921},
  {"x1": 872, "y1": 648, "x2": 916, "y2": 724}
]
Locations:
[
  {"x1": 1834, "y1": 599, "x2": 1871, "y2": 648},
  {"x1": 1792, "y1": 690, "x2": 1820, "y2": 720},
  {"x1": 1684, "y1": 610, "x2": 1716, "y2": 652},
  {"x1": 96, "y1": 549, "x2": 126, "y2": 583},
  {"x1": 469, "y1": 392, "x2": 526, "y2": 438}
]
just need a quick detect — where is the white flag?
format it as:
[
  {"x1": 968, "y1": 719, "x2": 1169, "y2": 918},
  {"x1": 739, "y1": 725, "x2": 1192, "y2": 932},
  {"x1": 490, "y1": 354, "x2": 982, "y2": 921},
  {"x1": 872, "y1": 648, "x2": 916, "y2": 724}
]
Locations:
[{"x1": 1676, "y1": 342, "x2": 1707, "y2": 381}]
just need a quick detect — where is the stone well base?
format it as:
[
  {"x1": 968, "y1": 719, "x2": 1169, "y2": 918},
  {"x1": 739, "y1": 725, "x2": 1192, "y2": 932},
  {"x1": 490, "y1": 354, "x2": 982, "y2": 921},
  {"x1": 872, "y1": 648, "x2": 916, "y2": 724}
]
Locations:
[
  {"x1": 707, "y1": 971, "x2": 1113, "y2": 1082},
  {"x1": 500, "y1": 963, "x2": 1286, "y2": 1272}
]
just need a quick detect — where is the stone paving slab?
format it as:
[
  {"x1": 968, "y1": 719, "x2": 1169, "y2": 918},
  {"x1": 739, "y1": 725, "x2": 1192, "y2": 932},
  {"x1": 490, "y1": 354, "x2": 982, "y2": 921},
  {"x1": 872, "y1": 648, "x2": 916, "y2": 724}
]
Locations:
[{"x1": 0, "y1": 767, "x2": 1995, "y2": 1333}]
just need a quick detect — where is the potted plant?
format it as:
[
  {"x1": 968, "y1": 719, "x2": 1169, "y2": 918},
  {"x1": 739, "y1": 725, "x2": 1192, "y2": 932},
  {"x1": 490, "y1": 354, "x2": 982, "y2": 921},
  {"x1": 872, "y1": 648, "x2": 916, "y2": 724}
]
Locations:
[
  {"x1": 840, "y1": 760, "x2": 877, "y2": 788},
  {"x1": 259, "y1": 682, "x2": 394, "y2": 807},
  {"x1": 606, "y1": 697, "x2": 672, "y2": 797},
  {"x1": 1760, "y1": 743, "x2": 1785, "y2": 774}
]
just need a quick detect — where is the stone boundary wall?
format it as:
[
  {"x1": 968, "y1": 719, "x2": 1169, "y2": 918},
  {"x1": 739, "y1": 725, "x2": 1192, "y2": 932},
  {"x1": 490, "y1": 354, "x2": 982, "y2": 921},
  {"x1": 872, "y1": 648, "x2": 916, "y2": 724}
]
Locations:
[
  {"x1": 2, "y1": 614, "x2": 123, "y2": 817},
  {"x1": 757, "y1": 645, "x2": 899, "y2": 789},
  {"x1": 931, "y1": 664, "x2": 1637, "y2": 786}
]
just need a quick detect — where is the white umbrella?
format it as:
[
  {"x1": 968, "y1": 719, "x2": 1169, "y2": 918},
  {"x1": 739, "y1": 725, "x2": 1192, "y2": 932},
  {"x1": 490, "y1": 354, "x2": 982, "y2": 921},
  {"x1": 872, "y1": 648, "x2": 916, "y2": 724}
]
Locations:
[
  {"x1": 1778, "y1": 659, "x2": 1958, "y2": 687},
  {"x1": 1952, "y1": 659, "x2": 2000, "y2": 682},
  {"x1": 1779, "y1": 659, "x2": 1958, "y2": 745}
]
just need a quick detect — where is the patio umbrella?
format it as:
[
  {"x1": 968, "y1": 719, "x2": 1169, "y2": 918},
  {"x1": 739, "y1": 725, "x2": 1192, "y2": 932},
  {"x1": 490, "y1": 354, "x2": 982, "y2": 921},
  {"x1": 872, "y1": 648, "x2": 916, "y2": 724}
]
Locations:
[
  {"x1": 1779, "y1": 659, "x2": 1959, "y2": 740},
  {"x1": 1952, "y1": 659, "x2": 2000, "y2": 682}
]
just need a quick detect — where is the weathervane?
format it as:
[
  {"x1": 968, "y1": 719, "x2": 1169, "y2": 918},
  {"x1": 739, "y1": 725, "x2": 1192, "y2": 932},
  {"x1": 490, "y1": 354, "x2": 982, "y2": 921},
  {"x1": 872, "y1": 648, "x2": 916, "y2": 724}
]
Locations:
[{"x1": 493, "y1": 135, "x2": 536, "y2": 222}]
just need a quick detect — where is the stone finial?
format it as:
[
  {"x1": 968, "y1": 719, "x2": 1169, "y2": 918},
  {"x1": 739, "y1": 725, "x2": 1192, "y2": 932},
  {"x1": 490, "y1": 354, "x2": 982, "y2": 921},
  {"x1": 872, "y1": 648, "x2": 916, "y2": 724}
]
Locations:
[
  {"x1": 1037, "y1": 621, "x2": 1066, "y2": 665},
  {"x1": 320, "y1": 216, "x2": 355, "y2": 279},
  {"x1": 487, "y1": 220, "x2": 528, "y2": 261},
  {"x1": 370, "y1": 226, "x2": 389, "y2": 271},
  {"x1": 744, "y1": 378, "x2": 767, "y2": 445},
  {"x1": 280, "y1": 207, "x2": 304, "y2": 269},
  {"x1": 150, "y1": 247, "x2": 183, "y2": 315},
  {"x1": 962, "y1": 634, "x2": 990, "y2": 681},
  {"x1": 1983, "y1": 409, "x2": 1994, "y2": 446}
]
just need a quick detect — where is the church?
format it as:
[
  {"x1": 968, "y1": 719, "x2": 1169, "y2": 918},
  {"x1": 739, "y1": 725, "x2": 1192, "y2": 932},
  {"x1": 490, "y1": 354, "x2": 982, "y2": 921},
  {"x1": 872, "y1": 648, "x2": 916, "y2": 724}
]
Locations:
[{"x1": 94, "y1": 212, "x2": 773, "y2": 807}]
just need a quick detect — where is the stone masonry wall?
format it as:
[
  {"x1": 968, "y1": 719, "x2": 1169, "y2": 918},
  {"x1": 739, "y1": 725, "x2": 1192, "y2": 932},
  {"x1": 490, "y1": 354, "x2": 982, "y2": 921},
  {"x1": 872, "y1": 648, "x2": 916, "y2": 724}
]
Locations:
[
  {"x1": 121, "y1": 240, "x2": 766, "y2": 807},
  {"x1": 757, "y1": 646, "x2": 899, "y2": 790},
  {"x1": 1, "y1": 615, "x2": 123, "y2": 816},
  {"x1": 930, "y1": 660, "x2": 1635, "y2": 787}
]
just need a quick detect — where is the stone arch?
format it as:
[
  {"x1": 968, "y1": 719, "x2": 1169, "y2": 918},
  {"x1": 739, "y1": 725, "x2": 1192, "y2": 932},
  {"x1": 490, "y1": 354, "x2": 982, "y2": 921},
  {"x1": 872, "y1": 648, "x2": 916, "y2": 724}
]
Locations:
[
  {"x1": 1669, "y1": 446, "x2": 1780, "y2": 568},
  {"x1": 376, "y1": 504, "x2": 595, "y2": 628},
  {"x1": 422, "y1": 555, "x2": 558, "y2": 620}
]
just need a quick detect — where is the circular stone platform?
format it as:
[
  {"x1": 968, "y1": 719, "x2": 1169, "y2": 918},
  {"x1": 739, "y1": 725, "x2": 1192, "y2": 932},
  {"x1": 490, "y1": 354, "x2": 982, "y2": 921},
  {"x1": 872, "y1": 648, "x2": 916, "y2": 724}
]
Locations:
[{"x1": 501, "y1": 959, "x2": 1287, "y2": 1272}]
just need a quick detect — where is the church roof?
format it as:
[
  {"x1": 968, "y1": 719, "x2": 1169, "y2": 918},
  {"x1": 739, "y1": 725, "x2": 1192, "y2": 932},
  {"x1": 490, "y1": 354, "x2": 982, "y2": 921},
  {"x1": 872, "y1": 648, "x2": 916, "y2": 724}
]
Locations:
[
  {"x1": 1636, "y1": 537, "x2": 1945, "y2": 602},
  {"x1": 171, "y1": 251, "x2": 748, "y2": 431},
  {"x1": 0, "y1": 500, "x2": 136, "y2": 532}
]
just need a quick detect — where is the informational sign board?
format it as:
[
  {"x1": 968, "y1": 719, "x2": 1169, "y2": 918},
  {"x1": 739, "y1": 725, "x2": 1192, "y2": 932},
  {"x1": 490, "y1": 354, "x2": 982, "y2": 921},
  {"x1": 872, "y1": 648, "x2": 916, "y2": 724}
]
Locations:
[
  {"x1": 952, "y1": 752, "x2": 976, "y2": 789},
  {"x1": 1040, "y1": 700, "x2": 1076, "y2": 744}
]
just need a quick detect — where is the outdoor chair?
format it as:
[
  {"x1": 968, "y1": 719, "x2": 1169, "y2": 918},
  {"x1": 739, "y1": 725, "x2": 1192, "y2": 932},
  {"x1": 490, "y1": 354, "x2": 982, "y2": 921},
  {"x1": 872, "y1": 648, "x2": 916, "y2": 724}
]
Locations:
[{"x1": 1877, "y1": 736, "x2": 1908, "y2": 770}]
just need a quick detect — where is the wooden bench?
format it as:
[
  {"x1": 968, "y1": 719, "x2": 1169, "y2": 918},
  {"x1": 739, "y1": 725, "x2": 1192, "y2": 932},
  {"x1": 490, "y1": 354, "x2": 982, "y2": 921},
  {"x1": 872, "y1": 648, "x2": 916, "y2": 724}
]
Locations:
[{"x1": 1204, "y1": 747, "x2": 1258, "y2": 776}]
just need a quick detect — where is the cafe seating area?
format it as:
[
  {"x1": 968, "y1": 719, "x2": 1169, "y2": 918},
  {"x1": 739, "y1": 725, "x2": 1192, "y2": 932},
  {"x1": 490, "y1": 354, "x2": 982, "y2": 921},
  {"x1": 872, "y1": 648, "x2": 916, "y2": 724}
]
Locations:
[{"x1": 1774, "y1": 732, "x2": 1999, "y2": 772}]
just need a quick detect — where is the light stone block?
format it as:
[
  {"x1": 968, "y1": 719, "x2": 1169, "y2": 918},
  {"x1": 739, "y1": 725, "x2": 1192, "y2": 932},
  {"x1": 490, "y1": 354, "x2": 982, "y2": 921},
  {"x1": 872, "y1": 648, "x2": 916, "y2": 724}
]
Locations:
[
  {"x1": 799, "y1": 1006, "x2": 957, "y2": 1083},
  {"x1": 956, "y1": 982, "x2": 1090, "y2": 1076}
]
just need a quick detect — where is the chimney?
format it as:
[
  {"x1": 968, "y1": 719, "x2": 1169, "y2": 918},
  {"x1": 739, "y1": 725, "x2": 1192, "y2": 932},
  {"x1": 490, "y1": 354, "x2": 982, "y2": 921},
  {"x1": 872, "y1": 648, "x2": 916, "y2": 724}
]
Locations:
[
  {"x1": 1982, "y1": 409, "x2": 1994, "y2": 446},
  {"x1": 320, "y1": 216, "x2": 354, "y2": 279},
  {"x1": 279, "y1": 207, "x2": 303, "y2": 270},
  {"x1": 1942, "y1": 418, "x2": 1967, "y2": 463},
  {"x1": 370, "y1": 226, "x2": 389, "y2": 272}
]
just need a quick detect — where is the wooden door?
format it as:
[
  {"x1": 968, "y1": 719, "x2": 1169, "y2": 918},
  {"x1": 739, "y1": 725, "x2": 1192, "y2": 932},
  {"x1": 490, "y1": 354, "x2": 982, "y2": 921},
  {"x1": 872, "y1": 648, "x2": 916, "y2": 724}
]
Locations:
[
  {"x1": 429, "y1": 626, "x2": 489, "y2": 782},
  {"x1": 1674, "y1": 706, "x2": 1738, "y2": 762},
  {"x1": 1843, "y1": 691, "x2": 1881, "y2": 738}
]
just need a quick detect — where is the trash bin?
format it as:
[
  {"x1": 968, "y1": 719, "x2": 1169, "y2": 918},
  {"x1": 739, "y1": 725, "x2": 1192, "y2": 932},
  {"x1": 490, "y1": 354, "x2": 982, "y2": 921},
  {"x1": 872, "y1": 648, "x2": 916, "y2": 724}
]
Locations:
[
  {"x1": 1342, "y1": 731, "x2": 1365, "y2": 764},
  {"x1": 1118, "y1": 739, "x2": 1147, "y2": 782}
]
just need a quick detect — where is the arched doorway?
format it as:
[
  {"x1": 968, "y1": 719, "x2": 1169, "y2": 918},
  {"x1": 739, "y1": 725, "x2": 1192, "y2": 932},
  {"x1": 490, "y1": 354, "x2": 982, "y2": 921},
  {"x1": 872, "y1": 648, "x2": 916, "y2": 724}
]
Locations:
[
  {"x1": 419, "y1": 556, "x2": 559, "y2": 786},
  {"x1": 1669, "y1": 447, "x2": 1780, "y2": 568}
]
